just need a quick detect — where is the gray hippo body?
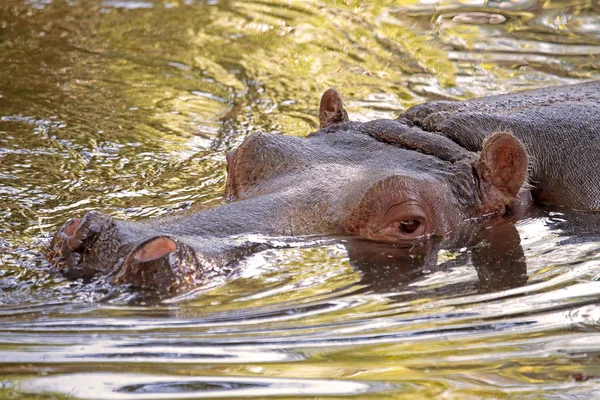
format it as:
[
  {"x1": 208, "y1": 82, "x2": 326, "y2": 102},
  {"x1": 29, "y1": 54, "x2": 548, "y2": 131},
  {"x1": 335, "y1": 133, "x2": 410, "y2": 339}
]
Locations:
[
  {"x1": 48, "y1": 81, "x2": 600, "y2": 293},
  {"x1": 404, "y1": 81, "x2": 600, "y2": 210}
]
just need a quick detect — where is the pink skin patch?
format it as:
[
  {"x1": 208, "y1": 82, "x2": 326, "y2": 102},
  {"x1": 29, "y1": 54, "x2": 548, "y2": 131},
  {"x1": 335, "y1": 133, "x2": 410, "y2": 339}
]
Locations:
[
  {"x1": 133, "y1": 237, "x2": 177, "y2": 262},
  {"x1": 65, "y1": 219, "x2": 82, "y2": 251},
  {"x1": 64, "y1": 219, "x2": 81, "y2": 236}
]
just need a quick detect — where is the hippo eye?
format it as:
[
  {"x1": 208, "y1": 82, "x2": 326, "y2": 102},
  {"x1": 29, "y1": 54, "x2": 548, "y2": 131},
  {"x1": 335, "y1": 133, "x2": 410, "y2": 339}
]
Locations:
[
  {"x1": 399, "y1": 220, "x2": 420, "y2": 234},
  {"x1": 358, "y1": 195, "x2": 430, "y2": 242},
  {"x1": 368, "y1": 216, "x2": 426, "y2": 242}
]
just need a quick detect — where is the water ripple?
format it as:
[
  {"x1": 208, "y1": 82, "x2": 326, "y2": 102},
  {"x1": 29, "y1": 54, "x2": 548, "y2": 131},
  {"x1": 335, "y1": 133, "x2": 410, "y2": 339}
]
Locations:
[
  {"x1": 20, "y1": 373, "x2": 393, "y2": 399},
  {"x1": 2, "y1": 0, "x2": 600, "y2": 398}
]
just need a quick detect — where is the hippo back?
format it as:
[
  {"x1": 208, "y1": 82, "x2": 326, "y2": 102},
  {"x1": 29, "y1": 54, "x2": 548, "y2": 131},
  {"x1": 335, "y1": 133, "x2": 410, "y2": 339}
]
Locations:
[{"x1": 401, "y1": 81, "x2": 600, "y2": 211}]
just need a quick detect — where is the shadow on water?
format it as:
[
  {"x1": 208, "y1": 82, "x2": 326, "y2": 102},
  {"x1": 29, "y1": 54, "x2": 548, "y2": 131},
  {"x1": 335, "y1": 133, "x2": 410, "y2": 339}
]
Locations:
[{"x1": 2, "y1": 0, "x2": 600, "y2": 398}]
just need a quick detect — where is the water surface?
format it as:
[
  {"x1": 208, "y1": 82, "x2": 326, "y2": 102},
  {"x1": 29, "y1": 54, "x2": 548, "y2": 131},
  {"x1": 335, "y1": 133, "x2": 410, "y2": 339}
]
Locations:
[{"x1": 2, "y1": 0, "x2": 600, "y2": 398}]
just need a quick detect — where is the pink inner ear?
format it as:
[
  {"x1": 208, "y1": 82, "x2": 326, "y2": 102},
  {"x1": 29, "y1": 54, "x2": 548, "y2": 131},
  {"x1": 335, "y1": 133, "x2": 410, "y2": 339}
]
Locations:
[
  {"x1": 320, "y1": 88, "x2": 342, "y2": 113},
  {"x1": 482, "y1": 132, "x2": 528, "y2": 193},
  {"x1": 134, "y1": 237, "x2": 177, "y2": 262}
]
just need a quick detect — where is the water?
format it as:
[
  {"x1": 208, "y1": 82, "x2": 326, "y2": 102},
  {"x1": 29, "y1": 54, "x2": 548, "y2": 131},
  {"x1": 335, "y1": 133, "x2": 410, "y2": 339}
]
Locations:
[{"x1": 2, "y1": 0, "x2": 600, "y2": 398}]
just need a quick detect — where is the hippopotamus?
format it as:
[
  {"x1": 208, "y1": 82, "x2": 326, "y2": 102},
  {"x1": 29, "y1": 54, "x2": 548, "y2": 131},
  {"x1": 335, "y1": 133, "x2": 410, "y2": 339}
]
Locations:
[{"x1": 47, "y1": 81, "x2": 600, "y2": 293}]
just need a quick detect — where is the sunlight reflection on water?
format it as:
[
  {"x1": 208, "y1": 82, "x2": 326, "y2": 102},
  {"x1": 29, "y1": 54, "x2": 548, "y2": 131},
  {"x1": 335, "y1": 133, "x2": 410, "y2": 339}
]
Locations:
[{"x1": 2, "y1": 0, "x2": 600, "y2": 398}]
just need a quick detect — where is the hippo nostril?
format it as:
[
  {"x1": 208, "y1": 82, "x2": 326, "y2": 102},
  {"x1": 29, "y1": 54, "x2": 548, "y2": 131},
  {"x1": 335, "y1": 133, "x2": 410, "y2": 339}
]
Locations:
[
  {"x1": 63, "y1": 211, "x2": 112, "y2": 253},
  {"x1": 64, "y1": 219, "x2": 81, "y2": 236},
  {"x1": 66, "y1": 223, "x2": 85, "y2": 251},
  {"x1": 66, "y1": 235, "x2": 83, "y2": 252},
  {"x1": 115, "y1": 236, "x2": 202, "y2": 293},
  {"x1": 133, "y1": 237, "x2": 177, "y2": 262},
  {"x1": 66, "y1": 222, "x2": 87, "y2": 252}
]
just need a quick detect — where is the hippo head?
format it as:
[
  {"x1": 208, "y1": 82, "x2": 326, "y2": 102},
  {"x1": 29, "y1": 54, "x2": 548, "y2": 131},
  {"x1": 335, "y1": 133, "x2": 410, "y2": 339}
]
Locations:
[
  {"x1": 48, "y1": 89, "x2": 529, "y2": 293},
  {"x1": 224, "y1": 89, "x2": 529, "y2": 243}
]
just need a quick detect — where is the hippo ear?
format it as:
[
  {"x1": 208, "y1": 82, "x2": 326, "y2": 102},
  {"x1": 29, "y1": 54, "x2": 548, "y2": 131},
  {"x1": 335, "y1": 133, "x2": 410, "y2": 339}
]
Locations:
[
  {"x1": 476, "y1": 132, "x2": 528, "y2": 212},
  {"x1": 319, "y1": 88, "x2": 349, "y2": 129}
]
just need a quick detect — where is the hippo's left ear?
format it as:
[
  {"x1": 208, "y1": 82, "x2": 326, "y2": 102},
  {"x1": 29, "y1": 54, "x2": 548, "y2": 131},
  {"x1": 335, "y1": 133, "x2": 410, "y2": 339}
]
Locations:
[
  {"x1": 319, "y1": 88, "x2": 349, "y2": 129},
  {"x1": 476, "y1": 132, "x2": 528, "y2": 212}
]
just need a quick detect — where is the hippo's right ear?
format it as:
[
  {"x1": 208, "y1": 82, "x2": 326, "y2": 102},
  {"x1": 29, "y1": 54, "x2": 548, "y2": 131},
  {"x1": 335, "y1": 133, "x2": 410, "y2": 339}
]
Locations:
[
  {"x1": 319, "y1": 88, "x2": 349, "y2": 129},
  {"x1": 476, "y1": 132, "x2": 528, "y2": 213}
]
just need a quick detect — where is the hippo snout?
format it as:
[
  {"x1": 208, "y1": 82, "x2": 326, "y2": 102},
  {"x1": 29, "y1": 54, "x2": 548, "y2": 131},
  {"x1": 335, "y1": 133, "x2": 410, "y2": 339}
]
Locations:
[{"x1": 48, "y1": 211, "x2": 213, "y2": 293}]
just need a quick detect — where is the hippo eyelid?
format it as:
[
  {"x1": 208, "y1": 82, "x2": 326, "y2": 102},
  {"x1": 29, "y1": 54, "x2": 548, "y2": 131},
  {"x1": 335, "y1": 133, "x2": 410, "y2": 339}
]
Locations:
[{"x1": 374, "y1": 200, "x2": 426, "y2": 232}]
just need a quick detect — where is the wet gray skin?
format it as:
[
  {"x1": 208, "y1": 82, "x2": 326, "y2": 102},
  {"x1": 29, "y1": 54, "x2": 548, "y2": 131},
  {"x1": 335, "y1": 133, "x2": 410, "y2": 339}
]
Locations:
[{"x1": 48, "y1": 81, "x2": 600, "y2": 294}]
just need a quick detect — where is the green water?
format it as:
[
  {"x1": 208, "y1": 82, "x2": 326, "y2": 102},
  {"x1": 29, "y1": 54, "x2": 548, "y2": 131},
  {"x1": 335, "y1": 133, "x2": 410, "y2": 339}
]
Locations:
[{"x1": 2, "y1": 0, "x2": 600, "y2": 398}]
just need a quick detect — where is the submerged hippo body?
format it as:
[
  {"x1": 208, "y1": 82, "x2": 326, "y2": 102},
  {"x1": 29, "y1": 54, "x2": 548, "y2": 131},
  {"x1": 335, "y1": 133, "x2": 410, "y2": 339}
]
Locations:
[{"x1": 48, "y1": 81, "x2": 600, "y2": 293}]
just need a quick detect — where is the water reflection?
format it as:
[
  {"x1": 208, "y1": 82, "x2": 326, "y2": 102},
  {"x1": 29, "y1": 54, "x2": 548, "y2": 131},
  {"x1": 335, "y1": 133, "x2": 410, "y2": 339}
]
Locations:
[
  {"x1": 346, "y1": 219, "x2": 528, "y2": 295},
  {"x1": 2, "y1": 0, "x2": 600, "y2": 398},
  {"x1": 21, "y1": 373, "x2": 389, "y2": 399},
  {"x1": 348, "y1": 208, "x2": 600, "y2": 297}
]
